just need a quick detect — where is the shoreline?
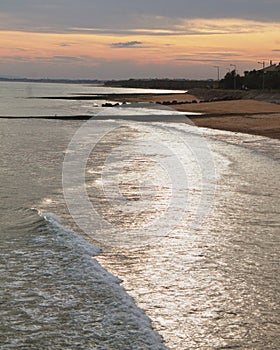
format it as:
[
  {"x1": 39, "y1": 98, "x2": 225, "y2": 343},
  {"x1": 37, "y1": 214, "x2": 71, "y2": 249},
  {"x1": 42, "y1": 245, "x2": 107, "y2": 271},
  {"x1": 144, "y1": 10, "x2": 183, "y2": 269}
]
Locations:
[
  {"x1": 106, "y1": 90, "x2": 280, "y2": 140},
  {"x1": 3, "y1": 111, "x2": 280, "y2": 140},
  {"x1": 6, "y1": 88, "x2": 280, "y2": 140},
  {"x1": 189, "y1": 113, "x2": 280, "y2": 140}
]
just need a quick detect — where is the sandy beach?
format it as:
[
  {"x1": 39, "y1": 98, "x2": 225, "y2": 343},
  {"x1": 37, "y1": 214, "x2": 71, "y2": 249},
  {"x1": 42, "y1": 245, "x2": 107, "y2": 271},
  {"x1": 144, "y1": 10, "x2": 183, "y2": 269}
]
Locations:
[
  {"x1": 25, "y1": 87, "x2": 280, "y2": 140},
  {"x1": 177, "y1": 99, "x2": 280, "y2": 140},
  {"x1": 112, "y1": 91, "x2": 280, "y2": 140}
]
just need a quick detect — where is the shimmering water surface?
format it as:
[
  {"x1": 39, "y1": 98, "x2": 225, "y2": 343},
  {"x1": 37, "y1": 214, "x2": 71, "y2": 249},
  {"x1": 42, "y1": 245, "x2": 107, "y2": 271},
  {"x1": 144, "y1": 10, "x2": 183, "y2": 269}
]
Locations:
[
  {"x1": 0, "y1": 83, "x2": 279, "y2": 349},
  {"x1": 0, "y1": 81, "x2": 186, "y2": 117}
]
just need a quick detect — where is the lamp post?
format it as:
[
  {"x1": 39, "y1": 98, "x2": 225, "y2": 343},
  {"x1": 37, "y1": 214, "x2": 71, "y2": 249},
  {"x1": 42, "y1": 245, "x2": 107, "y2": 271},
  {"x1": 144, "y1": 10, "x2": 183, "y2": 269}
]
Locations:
[
  {"x1": 258, "y1": 61, "x2": 265, "y2": 90},
  {"x1": 213, "y1": 66, "x2": 220, "y2": 81},
  {"x1": 230, "y1": 64, "x2": 237, "y2": 89}
]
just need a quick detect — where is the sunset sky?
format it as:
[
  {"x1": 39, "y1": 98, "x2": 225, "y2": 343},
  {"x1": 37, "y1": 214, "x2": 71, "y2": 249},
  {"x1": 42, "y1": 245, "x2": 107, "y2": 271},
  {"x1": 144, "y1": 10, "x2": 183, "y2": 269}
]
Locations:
[{"x1": 1, "y1": 0, "x2": 280, "y2": 80}]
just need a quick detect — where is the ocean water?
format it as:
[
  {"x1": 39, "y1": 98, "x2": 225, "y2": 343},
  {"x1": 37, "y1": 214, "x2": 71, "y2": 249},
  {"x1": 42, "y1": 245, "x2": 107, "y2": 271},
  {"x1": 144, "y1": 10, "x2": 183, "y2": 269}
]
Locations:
[
  {"x1": 0, "y1": 81, "x2": 186, "y2": 117},
  {"x1": 0, "y1": 82, "x2": 279, "y2": 349}
]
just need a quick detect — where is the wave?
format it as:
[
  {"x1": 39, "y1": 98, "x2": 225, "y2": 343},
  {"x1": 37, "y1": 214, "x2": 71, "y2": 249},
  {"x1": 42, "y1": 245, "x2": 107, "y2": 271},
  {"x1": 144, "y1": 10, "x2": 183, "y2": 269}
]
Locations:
[
  {"x1": 1, "y1": 207, "x2": 168, "y2": 349},
  {"x1": 35, "y1": 209, "x2": 101, "y2": 257}
]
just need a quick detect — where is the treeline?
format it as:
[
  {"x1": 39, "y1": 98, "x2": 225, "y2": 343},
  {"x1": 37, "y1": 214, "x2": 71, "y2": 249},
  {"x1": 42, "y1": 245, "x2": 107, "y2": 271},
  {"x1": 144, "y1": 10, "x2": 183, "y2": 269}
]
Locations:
[
  {"x1": 104, "y1": 79, "x2": 218, "y2": 90},
  {"x1": 220, "y1": 69, "x2": 280, "y2": 90}
]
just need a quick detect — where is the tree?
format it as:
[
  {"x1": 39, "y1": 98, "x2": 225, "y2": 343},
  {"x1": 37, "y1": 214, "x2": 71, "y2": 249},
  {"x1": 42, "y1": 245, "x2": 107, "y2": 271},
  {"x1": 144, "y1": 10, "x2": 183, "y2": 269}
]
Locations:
[{"x1": 220, "y1": 70, "x2": 242, "y2": 89}]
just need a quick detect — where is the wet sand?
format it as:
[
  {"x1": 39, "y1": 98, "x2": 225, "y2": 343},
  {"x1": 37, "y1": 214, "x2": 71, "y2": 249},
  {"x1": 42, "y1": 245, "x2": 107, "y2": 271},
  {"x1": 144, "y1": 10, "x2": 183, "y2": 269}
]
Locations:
[
  {"x1": 176, "y1": 99, "x2": 280, "y2": 140},
  {"x1": 34, "y1": 89, "x2": 280, "y2": 140},
  {"x1": 113, "y1": 93, "x2": 280, "y2": 140},
  {"x1": 190, "y1": 113, "x2": 280, "y2": 140}
]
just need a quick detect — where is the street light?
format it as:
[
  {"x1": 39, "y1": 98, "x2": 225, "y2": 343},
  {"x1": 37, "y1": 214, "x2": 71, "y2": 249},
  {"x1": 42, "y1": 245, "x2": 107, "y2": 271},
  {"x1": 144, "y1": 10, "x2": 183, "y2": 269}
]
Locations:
[
  {"x1": 213, "y1": 66, "x2": 220, "y2": 81},
  {"x1": 258, "y1": 61, "x2": 265, "y2": 89},
  {"x1": 230, "y1": 64, "x2": 237, "y2": 89}
]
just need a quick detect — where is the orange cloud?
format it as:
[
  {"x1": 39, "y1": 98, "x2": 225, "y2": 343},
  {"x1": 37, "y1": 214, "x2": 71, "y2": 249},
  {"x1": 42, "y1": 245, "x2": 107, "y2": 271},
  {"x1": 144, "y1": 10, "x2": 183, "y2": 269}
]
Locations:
[{"x1": 0, "y1": 18, "x2": 279, "y2": 77}]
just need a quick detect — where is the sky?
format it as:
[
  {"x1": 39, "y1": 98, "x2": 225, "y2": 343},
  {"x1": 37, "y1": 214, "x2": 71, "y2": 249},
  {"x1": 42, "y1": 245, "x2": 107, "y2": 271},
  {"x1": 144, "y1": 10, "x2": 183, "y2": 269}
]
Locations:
[{"x1": 0, "y1": 0, "x2": 280, "y2": 80}]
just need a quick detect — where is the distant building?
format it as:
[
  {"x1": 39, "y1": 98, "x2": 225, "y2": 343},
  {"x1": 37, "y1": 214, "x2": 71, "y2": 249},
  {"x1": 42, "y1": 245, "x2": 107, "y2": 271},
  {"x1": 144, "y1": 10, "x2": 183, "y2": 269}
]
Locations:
[{"x1": 258, "y1": 63, "x2": 280, "y2": 73}]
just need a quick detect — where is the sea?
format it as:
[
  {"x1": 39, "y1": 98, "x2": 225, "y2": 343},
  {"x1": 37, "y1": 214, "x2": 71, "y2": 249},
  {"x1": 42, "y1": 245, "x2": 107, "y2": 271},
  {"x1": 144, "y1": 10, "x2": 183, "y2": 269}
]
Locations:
[{"x1": 0, "y1": 81, "x2": 279, "y2": 349}]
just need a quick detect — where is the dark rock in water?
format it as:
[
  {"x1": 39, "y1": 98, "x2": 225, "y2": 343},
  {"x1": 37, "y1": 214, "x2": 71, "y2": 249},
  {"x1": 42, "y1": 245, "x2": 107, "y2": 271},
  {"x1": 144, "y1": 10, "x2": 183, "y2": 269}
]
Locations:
[{"x1": 102, "y1": 102, "x2": 120, "y2": 107}]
